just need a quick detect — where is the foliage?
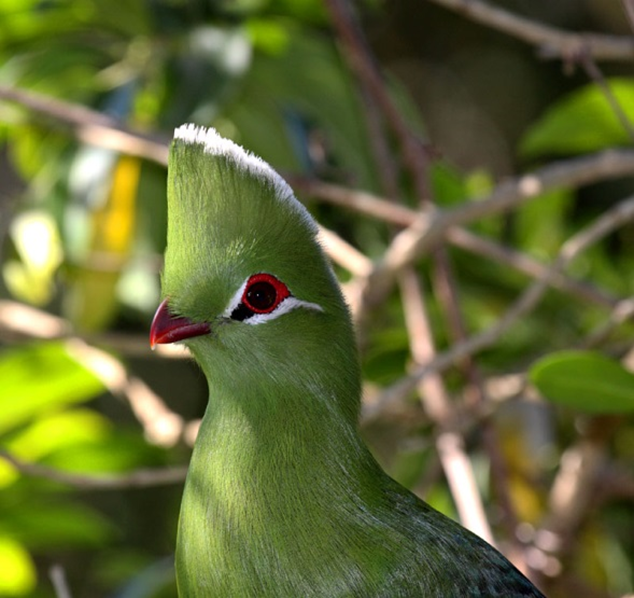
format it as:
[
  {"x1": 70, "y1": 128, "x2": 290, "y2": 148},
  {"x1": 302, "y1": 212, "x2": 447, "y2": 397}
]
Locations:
[
  {"x1": 531, "y1": 351, "x2": 634, "y2": 414},
  {"x1": 0, "y1": 1, "x2": 633, "y2": 597}
]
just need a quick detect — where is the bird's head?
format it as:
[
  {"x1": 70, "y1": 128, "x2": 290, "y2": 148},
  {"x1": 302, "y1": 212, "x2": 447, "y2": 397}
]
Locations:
[{"x1": 150, "y1": 125, "x2": 360, "y2": 419}]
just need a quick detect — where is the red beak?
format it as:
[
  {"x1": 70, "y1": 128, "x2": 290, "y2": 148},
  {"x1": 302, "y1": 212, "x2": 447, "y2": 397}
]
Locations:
[{"x1": 150, "y1": 298, "x2": 211, "y2": 348}]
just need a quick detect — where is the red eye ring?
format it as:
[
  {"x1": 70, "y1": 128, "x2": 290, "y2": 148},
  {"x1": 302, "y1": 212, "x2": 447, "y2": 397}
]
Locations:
[{"x1": 242, "y1": 273, "x2": 291, "y2": 314}]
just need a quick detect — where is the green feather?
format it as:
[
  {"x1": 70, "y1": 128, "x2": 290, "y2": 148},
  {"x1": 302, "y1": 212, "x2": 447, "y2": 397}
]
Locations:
[{"x1": 158, "y1": 124, "x2": 546, "y2": 597}]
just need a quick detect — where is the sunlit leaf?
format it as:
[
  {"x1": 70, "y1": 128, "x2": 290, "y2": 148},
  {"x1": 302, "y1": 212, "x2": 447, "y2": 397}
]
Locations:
[
  {"x1": 530, "y1": 351, "x2": 634, "y2": 413},
  {"x1": 45, "y1": 432, "x2": 165, "y2": 474},
  {"x1": 0, "y1": 459, "x2": 18, "y2": 488},
  {"x1": 0, "y1": 536, "x2": 36, "y2": 596},
  {"x1": 3, "y1": 210, "x2": 63, "y2": 305},
  {"x1": 7, "y1": 409, "x2": 111, "y2": 462},
  {"x1": 0, "y1": 342, "x2": 105, "y2": 435},
  {"x1": 521, "y1": 78, "x2": 634, "y2": 158}
]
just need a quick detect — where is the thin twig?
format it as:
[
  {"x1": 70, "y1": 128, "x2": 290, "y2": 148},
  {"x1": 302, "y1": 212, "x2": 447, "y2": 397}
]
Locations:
[
  {"x1": 49, "y1": 566, "x2": 73, "y2": 598},
  {"x1": 0, "y1": 449, "x2": 187, "y2": 489},
  {"x1": 323, "y1": 0, "x2": 431, "y2": 204},
  {"x1": 0, "y1": 85, "x2": 169, "y2": 164},
  {"x1": 295, "y1": 177, "x2": 620, "y2": 309},
  {"x1": 0, "y1": 302, "x2": 194, "y2": 445},
  {"x1": 288, "y1": 175, "x2": 418, "y2": 225},
  {"x1": 447, "y1": 228, "x2": 617, "y2": 310},
  {"x1": 318, "y1": 226, "x2": 373, "y2": 277},
  {"x1": 622, "y1": 0, "x2": 634, "y2": 32},
  {"x1": 581, "y1": 297, "x2": 634, "y2": 349},
  {"x1": 529, "y1": 417, "x2": 622, "y2": 585},
  {"x1": 577, "y1": 51, "x2": 634, "y2": 142},
  {"x1": 366, "y1": 193, "x2": 634, "y2": 419},
  {"x1": 357, "y1": 149, "x2": 634, "y2": 321},
  {"x1": 66, "y1": 339, "x2": 189, "y2": 448},
  {"x1": 433, "y1": 247, "x2": 526, "y2": 556},
  {"x1": 427, "y1": 0, "x2": 634, "y2": 61},
  {"x1": 398, "y1": 269, "x2": 495, "y2": 545}
]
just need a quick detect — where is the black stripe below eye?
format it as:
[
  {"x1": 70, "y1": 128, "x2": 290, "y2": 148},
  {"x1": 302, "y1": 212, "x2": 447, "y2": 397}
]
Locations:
[{"x1": 230, "y1": 303, "x2": 254, "y2": 322}]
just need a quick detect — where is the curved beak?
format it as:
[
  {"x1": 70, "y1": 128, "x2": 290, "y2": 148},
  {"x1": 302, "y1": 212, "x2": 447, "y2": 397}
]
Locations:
[{"x1": 150, "y1": 298, "x2": 211, "y2": 348}]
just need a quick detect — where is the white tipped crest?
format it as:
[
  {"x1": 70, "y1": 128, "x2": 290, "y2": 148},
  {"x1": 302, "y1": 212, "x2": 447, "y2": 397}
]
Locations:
[{"x1": 173, "y1": 124, "x2": 315, "y2": 231}]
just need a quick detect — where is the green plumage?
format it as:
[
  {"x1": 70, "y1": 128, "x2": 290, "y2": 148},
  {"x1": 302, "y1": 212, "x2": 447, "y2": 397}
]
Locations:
[{"x1": 157, "y1": 124, "x2": 546, "y2": 597}]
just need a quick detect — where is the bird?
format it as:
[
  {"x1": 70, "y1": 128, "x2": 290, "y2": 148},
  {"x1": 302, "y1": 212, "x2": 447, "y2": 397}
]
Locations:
[{"x1": 150, "y1": 124, "x2": 546, "y2": 598}]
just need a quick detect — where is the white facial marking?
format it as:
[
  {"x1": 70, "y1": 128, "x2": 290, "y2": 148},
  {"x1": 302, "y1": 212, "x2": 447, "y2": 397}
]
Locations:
[{"x1": 222, "y1": 277, "x2": 323, "y2": 325}]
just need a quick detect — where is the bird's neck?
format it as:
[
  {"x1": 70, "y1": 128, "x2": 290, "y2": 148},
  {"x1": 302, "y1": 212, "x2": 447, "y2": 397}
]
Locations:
[
  {"x1": 184, "y1": 378, "x2": 373, "y2": 518},
  {"x1": 176, "y1": 374, "x2": 383, "y2": 596}
]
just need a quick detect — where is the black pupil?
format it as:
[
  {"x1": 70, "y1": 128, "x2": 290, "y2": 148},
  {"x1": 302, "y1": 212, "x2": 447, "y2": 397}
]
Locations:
[{"x1": 246, "y1": 281, "x2": 277, "y2": 311}]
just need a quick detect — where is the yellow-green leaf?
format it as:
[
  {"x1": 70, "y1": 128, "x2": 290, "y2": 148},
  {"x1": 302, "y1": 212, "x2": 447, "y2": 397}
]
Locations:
[
  {"x1": 521, "y1": 78, "x2": 634, "y2": 158},
  {"x1": 0, "y1": 536, "x2": 36, "y2": 596},
  {"x1": 0, "y1": 342, "x2": 104, "y2": 435}
]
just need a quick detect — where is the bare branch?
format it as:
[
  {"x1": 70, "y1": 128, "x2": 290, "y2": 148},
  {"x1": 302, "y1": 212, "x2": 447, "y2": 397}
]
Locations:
[
  {"x1": 289, "y1": 176, "x2": 417, "y2": 225},
  {"x1": 357, "y1": 149, "x2": 634, "y2": 319},
  {"x1": 323, "y1": 0, "x2": 431, "y2": 203},
  {"x1": 295, "y1": 177, "x2": 620, "y2": 309},
  {"x1": 0, "y1": 301, "x2": 195, "y2": 446},
  {"x1": 622, "y1": 0, "x2": 634, "y2": 32},
  {"x1": 399, "y1": 269, "x2": 495, "y2": 545},
  {"x1": 577, "y1": 51, "x2": 634, "y2": 142},
  {"x1": 528, "y1": 417, "x2": 622, "y2": 582},
  {"x1": 66, "y1": 339, "x2": 192, "y2": 448},
  {"x1": 447, "y1": 228, "x2": 617, "y2": 309},
  {"x1": 367, "y1": 193, "x2": 634, "y2": 418},
  {"x1": 49, "y1": 566, "x2": 73, "y2": 598},
  {"x1": 427, "y1": 0, "x2": 634, "y2": 61},
  {"x1": 0, "y1": 85, "x2": 169, "y2": 165},
  {"x1": 0, "y1": 449, "x2": 187, "y2": 490},
  {"x1": 318, "y1": 226, "x2": 373, "y2": 277},
  {"x1": 581, "y1": 296, "x2": 634, "y2": 349},
  {"x1": 0, "y1": 299, "x2": 188, "y2": 358}
]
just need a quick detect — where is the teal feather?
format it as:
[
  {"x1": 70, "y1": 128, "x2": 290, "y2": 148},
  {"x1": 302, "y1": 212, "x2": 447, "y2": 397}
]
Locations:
[{"x1": 155, "y1": 124, "x2": 546, "y2": 598}]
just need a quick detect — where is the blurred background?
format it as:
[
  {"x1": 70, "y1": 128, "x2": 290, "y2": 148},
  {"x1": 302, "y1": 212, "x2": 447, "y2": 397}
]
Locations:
[{"x1": 1, "y1": 0, "x2": 634, "y2": 596}]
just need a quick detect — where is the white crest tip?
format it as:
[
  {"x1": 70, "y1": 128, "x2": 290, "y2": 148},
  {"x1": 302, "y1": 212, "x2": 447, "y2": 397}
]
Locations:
[{"x1": 172, "y1": 124, "x2": 317, "y2": 232}]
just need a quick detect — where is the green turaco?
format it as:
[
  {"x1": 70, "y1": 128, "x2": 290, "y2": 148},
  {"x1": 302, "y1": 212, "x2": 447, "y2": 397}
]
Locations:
[{"x1": 150, "y1": 124, "x2": 546, "y2": 597}]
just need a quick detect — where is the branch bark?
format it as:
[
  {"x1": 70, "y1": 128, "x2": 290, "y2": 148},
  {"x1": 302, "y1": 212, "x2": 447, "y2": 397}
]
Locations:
[
  {"x1": 0, "y1": 449, "x2": 187, "y2": 489},
  {"x1": 356, "y1": 149, "x2": 634, "y2": 321},
  {"x1": 366, "y1": 193, "x2": 634, "y2": 419},
  {"x1": 427, "y1": 0, "x2": 634, "y2": 61}
]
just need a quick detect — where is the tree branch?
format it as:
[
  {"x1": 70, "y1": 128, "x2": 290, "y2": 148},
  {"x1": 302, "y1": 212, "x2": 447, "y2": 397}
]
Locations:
[
  {"x1": 357, "y1": 148, "x2": 634, "y2": 320},
  {"x1": 0, "y1": 85, "x2": 169, "y2": 165},
  {"x1": 427, "y1": 0, "x2": 634, "y2": 61},
  {"x1": 366, "y1": 193, "x2": 634, "y2": 419},
  {"x1": 0, "y1": 449, "x2": 187, "y2": 490},
  {"x1": 399, "y1": 269, "x2": 496, "y2": 546}
]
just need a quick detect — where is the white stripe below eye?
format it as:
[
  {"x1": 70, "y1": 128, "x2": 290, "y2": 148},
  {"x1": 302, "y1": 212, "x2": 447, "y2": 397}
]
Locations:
[
  {"x1": 242, "y1": 297, "x2": 323, "y2": 325},
  {"x1": 222, "y1": 278, "x2": 323, "y2": 325}
]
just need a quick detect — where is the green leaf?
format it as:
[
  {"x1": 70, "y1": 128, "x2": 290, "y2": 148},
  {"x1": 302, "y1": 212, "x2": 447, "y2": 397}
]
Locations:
[
  {"x1": 514, "y1": 188, "x2": 572, "y2": 259},
  {"x1": 530, "y1": 350, "x2": 634, "y2": 413},
  {"x1": 225, "y1": 25, "x2": 424, "y2": 193},
  {"x1": 430, "y1": 162, "x2": 466, "y2": 208},
  {"x1": 1, "y1": 501, "x2": 112, "y2": 549},
  {"x1": 44, "y1": 432, "x2": 166, "y2": 474},
  {"x1": 7, "y1": 409, "x2": 110, "y2": 461},
  {"x1": 0, "y1": 536, "x2": 36, "y2": 596},
  {"x1": 0, "y1": 342, "x2": 105, "y2": 435},
  {"x1": 520, "y1": 78, "x2": 634, "y2": 158}
]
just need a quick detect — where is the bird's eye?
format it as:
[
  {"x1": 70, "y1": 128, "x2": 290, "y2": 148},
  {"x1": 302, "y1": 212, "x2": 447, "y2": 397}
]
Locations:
[{"x1": 241, "y1": 273, "x2": 290, "y2": 314}]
